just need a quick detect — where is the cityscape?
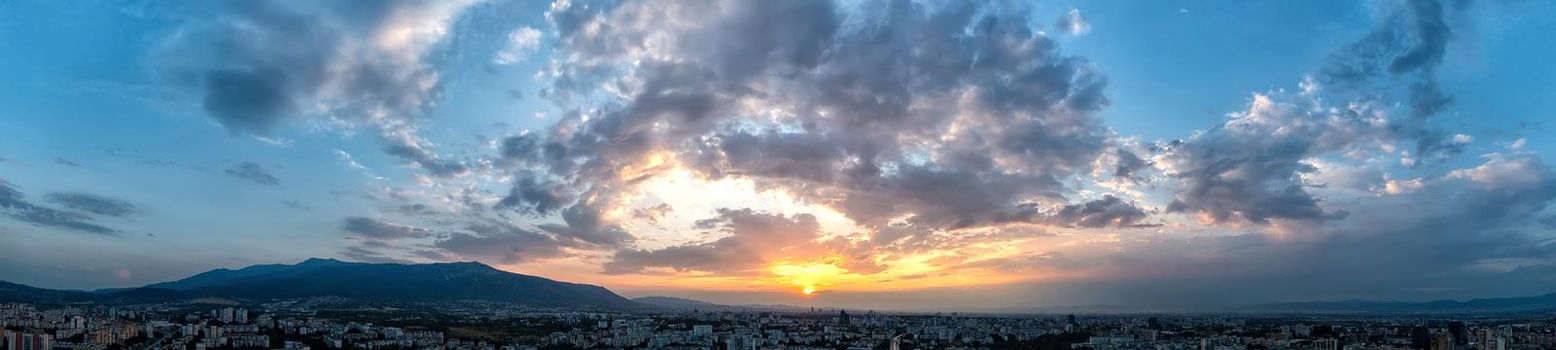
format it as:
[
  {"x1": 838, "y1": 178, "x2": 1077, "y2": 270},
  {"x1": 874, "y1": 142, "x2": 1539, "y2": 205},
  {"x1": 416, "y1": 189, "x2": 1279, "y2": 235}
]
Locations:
[
  {"x1": 6, "y1": 0, "x2": 1556, "y2": 349},
  {"x1": 5, "y1": 294, "x2": 1556, "y2": 350}
]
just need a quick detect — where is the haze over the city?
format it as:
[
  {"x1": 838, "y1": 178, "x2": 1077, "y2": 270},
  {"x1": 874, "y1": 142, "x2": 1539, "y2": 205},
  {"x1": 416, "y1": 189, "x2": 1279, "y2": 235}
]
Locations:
[{"x1": 3, "y1": 0, "x2": 1556, "y2": 311}]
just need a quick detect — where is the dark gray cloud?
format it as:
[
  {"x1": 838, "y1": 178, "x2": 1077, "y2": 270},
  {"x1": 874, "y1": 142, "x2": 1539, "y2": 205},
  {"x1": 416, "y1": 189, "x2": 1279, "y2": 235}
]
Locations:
[
  {"x1": 52, "y1": 158, "x2": 82, "y2": 167},
  {"x1": 1318, "y1": 0, "x2": 1464, "y2": 159},
  {"x1": 1112, "y1": 148, "x2": 1151, "y2": 181},
  {"x1": 0, "y1": 179, "x2": 120, "y2": 236},
  {"x1": 382, "y1": 138, "x2": 469, "y2": 177},
  {"x1": 202, "y1": 68, "x2": 297, "y2": 135},
  {"x1": 340, "y1": 246, "x2": 414, "y2": 264},
  {"x1": 280, "y1": 200, "x2": 311, "y2": 211},
  {"x1": 1160, "y1": 87, "x2": 1402, "y2": 224},
  {"x1": 495, "y1": 172, "x2": 567, "y2": 215},
  {"x1": 631, "y1": 203, "x2": 672, "y2": 224},
  {"x1": 341, "y1": 216, "x2": 431, "y2": 240},
  {"x1": 224, "y1": 162, "x2": 281, "y2": 186},
  {"x1": 603, "y1": 208, "x2": 822, "y2": 274},
  {"x1": 432, "y1": 221, "x2": 568, "y2": 264},
  {"x1": 335, "y1": 215, "x2": 582, "y2": 266},
  {"x1": 411, "y1": 249, "x2": 457, "y2": 261},
  {"x1": 1046, "y1": 195, "x2": 1152, "y2": 229},
  {"x1": 45, "y1": 193, "x2": 140, "y2": 217},
  {"x1": 1161, "y1": 0, "x2": 1483, "y2": 225}
]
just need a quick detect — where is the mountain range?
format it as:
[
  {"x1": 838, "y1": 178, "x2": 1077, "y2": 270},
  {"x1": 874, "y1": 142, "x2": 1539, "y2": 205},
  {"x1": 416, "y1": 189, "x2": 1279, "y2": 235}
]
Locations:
[
  {"x1": 1, "y1": 258, "x2": 634, "y2": 309},
  {"x1": 1241, "y1": 293, "x2": 1556, "y2": 314}
]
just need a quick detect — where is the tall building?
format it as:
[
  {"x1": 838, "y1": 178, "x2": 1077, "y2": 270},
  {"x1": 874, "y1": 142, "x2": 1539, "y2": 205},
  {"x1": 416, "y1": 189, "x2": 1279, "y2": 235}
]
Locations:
[
  {"x1": 1315, "y1": 338, "x2": 1339, "y2": 350},
  {"x1": 1449, "y1": 322, "x2": 1467, "y2": 346},
  {"x1": 4, "y1": 330, "x2": 53, "y2": 350},
  {"x1": 1432, "y1": 334, "x2": 1452, "y2": 350},
  {"x1": 1412, "y1": 327, "x2": 1432, "y2": 350}
]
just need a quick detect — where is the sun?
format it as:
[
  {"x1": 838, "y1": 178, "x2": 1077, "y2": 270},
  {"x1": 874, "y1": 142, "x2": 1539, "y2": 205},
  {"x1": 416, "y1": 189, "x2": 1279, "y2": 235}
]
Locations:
[{"x1": 771, "y1": 259, "x2": 849, "y2": 296}]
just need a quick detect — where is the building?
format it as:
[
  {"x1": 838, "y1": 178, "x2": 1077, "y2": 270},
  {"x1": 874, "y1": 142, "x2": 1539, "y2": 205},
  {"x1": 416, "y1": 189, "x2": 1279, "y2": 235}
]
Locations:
[
  {"x1": 1431, "y1": 334, "x2": 1452, "y2": 350},
  {"x1": 1412, "y1": 327, "x2": 1432, "y2": 350},
  {"x1": 1315, "y1": 338, "x2": 1339, "y2": 350},
  {"x1": 1448, "y1": 322, "x2": 1466, "y2": 346},
  {"x1": 4, "y1": 330, "x2": 53, "y2": 350}
]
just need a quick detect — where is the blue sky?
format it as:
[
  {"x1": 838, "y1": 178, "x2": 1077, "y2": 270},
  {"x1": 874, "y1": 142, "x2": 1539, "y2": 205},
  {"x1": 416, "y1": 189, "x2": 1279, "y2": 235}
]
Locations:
[{"x1": 2, "y1": 0, "x2": 1554, "y2": 310}]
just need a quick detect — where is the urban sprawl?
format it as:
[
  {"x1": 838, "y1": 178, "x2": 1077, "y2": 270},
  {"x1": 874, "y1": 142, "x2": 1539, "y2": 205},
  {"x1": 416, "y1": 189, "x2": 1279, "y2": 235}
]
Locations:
[{"x1": 3, "y1": 300, "x2": 1555, "y2": 350}]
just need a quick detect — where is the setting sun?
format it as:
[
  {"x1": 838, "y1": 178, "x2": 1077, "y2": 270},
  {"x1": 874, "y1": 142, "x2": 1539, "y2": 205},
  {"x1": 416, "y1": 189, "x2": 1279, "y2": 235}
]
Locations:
[{"x1": 771, "y1": 260, "x2": 851, "y2": 296}]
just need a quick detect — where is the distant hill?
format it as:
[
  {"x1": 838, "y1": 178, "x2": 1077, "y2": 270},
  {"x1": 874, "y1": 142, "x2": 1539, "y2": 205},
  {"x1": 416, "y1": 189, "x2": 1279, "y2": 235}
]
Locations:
[
  {"x1": 0, "y1": 280, "x2": 176, "y2": 304},
  {"x1": 632, "y1": 296, "x2": 815, "y2": 312},
  {"x1": 0, "y1": 280, "x2": 94, "y2": 304},
  {"x1": 1244, "y1": 293, "x2": 1556, "y2": 314},
  {"x1": 1, "y1": 259, "x2": 636, "y2": 309},
  {"x1": 633, "y1": 296, "x2": 720, "y2": 308}
]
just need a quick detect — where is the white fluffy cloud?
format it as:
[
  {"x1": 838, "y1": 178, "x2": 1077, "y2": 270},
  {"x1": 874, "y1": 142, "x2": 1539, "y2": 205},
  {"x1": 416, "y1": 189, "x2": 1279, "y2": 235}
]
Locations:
[{"x1": 494, "y1": 26, "x2": 543, "y2": 64}]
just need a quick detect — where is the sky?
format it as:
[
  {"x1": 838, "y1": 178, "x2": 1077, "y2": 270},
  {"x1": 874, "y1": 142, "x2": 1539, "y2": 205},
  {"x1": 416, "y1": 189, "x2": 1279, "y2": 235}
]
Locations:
[{"x1": 2, "y1": 0, "x2": 1555, "y2": 311}]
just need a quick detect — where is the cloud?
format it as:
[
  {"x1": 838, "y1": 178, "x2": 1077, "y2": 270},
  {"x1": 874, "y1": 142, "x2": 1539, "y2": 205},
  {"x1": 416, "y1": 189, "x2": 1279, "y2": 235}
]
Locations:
[
  {"x1": 340, "y1": 246, "x2": 414, "y2": 264},
  {"x1": 1317, "y1": 0, "x2": 1466, "y2": 160},
  {"x1": 336, "y1": 216, "x2": 583, "y2": 266},
  {"x1": 45, "y1": 193, "x2": 141, "y2": 217},
  {"x1": 0, "y1": 179, "x2": 120, "y2": 236},
  {"x1": 1055, "y1": 9, "x2": 1090, "y2": 36},
  {"x1": 1161, "y1": 91, "x2": 1372, "y2": 224},
  {"x1": 603, "y1": 208, "x2": 822, "y2": 274},
  {"x1": 506, "y1": 0, "x2": 1117, "y2": 242},
  {"x1": 535, "y1": 203, "x2": 635, "y2": 247},
  {"x1": 1374, "y1": 176, "x2": 1425, "y2": 195},
  {"x1": 52, "y1": 158, "x2": 82, "y2": 167},
  {"x1": 1150, "y1": 0, "x2": 1480, "y2": 224},
  {"x1": 432, "y1": 221, "x2": 569, "y2": 264},
  {"x1": 494, "y1": 26, "x2": 543, "y2": 64},
  {"x1": 341, "y1": 216, "x2": 431, "y2": 240},
  {"x1": 200, "y1": 68, "x2": 296, "y2": 135},
  {"x1": 1449, "y1": 153, "x2": 1550, "y2": 190},
  {"x1": 1045, "y1": 195, "x2": 1152, "y2": 228},
  {"x1": 157, "y1": 0, "x2": 477, "y2": 177},
  {"x1": 495, "y1": 170, "x2": 567, "y2": 215},
  {"x1": 1040, "y1": 154, "x2": 1556, "y2": 306},
  {"x1": 280, "y1": 200, "x2": 311, "y2": 211},
  {"x1": 631, "y1": 203, "x2": 672, "y2": 224},
  {"x1": 224, "y1": 162, "x2": 281, "y2": 186},
  {"x1": 381, "y1": 134, "x2": 469, "y2": 177}
]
